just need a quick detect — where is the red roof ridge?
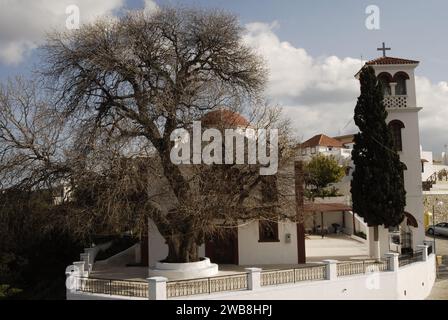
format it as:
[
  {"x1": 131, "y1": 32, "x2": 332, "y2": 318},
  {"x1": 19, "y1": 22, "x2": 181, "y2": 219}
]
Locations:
[
  {"x1": 300, "y1": 134, "x2": 344, "y2": 148},
  {"x1": 365, "y1": 56, "x2": 419, "y2": 65}
]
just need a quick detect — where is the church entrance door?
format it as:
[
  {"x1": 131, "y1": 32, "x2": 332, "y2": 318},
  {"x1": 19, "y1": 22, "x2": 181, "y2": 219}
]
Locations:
[{"x1": 205, "y1": 228, "x2": 239, "y2": 265}]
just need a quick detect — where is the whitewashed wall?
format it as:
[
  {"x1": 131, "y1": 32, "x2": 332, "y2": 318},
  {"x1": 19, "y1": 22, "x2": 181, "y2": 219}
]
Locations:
[
  {"x1": 371, "y1": 64, "x2": 425, "y2": 253},
  {"x1": 343, "y1": 211, "x2": 368, "y2": 237},
  {"x1": 186, "y1": 255, "x2": 435, "y2": 300},
  {"x1": 147, "y1": 218, "x2": 205, "y2": 266},
  {"x1": 396, "y1": 255, "x2": 436, "y2": 299},
  {"x1": 148, "y1": 219, "x2": 169, "y2": 267},
  {"x1": 421, "y1": 149, "x2": 434, "y2": 181},
  {"x1": 392, "y1": 111, "x2": 425, "y2": 250},
  {"x1": 68, "y1": 254, "x2": 436, "y2": 300},
  {"x1": 238, "y1": 221, "x2": 298, "y2": 265}
]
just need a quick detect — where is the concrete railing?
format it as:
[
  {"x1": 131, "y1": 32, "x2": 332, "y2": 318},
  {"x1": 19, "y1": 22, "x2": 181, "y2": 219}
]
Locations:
[
  {"x1": 66, "y1": 241, "x2": 113, "y2": 279},
  {"x1": 166, "y1": 273, "x2": 249, "y2": 298},
  {"x1": 67, "y1": 245, "x2": 433, "y2": 300}
]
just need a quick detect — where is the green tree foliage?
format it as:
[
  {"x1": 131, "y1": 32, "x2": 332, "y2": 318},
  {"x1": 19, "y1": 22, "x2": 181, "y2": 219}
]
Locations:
[
  {"x1": 351, "y1": 66, "x2": 406, "y2": 230},
  {"x1": 304, "y1": 154, "x2": 345, "y2": 199}
]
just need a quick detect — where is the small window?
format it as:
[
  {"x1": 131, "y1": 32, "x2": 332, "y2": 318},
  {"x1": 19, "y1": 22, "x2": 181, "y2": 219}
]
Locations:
[
  {"x1": 328, "y1": 147, "x2": 333, "y2": 151},
  {"x1": 388, "y1": 120, "x2": 405, "y2": 151},
  {"x1": 301, "y1": 148, "x2": 306, "y2": 156},
  {"x1": 259, "y1": 220, "x2": 279, "y2": 242},
  {"x1": 311, "y1": 147, "x2": 316, "y2": 154}
]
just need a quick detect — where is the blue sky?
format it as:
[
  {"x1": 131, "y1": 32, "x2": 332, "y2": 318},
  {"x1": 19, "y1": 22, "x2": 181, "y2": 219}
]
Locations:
[
  {"x1": 133, "y1": 0, "x2": 448, "y2": 82},
  {"x1": 1, "y1": 0, "x2": 448, "y2": 152},
  {"x1": 3, "y1": 0, "x2": 448, "y2": 81}
]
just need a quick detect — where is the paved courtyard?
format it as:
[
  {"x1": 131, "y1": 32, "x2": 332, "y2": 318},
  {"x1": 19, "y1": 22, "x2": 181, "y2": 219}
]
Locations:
[
  {"x1": 306, "y1": 234, "x2": 369, "y2": 262},
  {"x1": 91, "y1": 233, "x2": 369, "y2": 281}
]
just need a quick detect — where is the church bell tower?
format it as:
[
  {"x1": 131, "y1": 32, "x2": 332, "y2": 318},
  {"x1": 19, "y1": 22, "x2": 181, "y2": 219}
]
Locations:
[{"x1": 358, "y1": 44, "x2": 424, "y2": 256}]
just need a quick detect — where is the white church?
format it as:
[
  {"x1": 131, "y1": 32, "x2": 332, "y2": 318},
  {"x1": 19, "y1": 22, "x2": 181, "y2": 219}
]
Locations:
[
  {"x1": 357, "y1": 54, "x2": 425, "y2": 258},
  {"x1": 140, "y1": 51, "x2": 427, "y2": 269},
  {"x1": 67, "y1": 47, "x2": 437, "y2": 300}
]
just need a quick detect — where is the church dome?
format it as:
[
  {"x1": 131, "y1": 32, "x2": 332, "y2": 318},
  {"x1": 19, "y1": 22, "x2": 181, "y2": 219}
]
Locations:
[{"x1": 201, "y1": 109, "x2": 250, "y2": 128}]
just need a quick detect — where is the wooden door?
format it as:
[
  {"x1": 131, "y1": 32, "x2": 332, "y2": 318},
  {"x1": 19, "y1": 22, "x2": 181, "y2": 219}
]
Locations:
[{"x1": 205, "y1": 229, "x2": 238, "y2": 265}]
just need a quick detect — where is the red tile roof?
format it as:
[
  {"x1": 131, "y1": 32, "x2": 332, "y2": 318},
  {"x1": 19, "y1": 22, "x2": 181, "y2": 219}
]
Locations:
[
  {"x1": 365, "y1": 56, "x2": 419, "y2": 65},
  {"x1": 201, "y1": 109, "x2": 250, "y2": 128},
  {"x1": 300, "y1": 134, "x2": 344, "y2": 149}
]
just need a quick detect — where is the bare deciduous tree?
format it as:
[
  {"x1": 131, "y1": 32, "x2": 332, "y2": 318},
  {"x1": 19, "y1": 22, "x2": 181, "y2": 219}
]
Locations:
[{"x1": 0, "y1": 7, "x2": 298, "y2": 263}]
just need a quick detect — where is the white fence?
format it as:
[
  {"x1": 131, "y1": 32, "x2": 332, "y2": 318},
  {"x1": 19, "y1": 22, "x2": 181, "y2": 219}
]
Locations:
[
  {"x1": 67, "y1": 244, "x2": 435, "y2": 300},
  {"x1": 67, "y1": 241, "x2": 112, "y2": 277}
]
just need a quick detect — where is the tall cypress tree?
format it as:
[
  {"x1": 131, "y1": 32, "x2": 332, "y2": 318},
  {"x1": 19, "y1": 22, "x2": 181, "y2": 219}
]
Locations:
[{"x1": 351, "y1": 66, "x2": 406, "y2": 254}]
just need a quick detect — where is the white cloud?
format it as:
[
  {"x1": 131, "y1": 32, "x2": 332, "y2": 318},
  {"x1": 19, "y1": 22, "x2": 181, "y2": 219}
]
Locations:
[
  {"x1": 244, "y1": 21, "x2": 448, "y2": 152},
  {"x1": 0, "y1": 0, "x2": 125, "y2": 65},
  {"x1": 0, "y1": 40, "x2": 36, "y2": 65},
  {"x1": 1, "y1": 4, "x2": 447, "y2": 152},
  {"x1": 416, "y1": 77, "x2": 448, "y2": 152},
  {"x1": 243, "y1": 22, "x2": 361, "y2": 140},
  {"x1": 144, "y1": 0, "x2": 159, "y2": 13}
]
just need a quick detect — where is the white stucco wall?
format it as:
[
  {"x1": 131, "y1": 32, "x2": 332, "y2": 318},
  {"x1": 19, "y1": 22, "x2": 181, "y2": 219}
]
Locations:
[
  {"x1": 343, "y1": 211, "x2": 368, "y2": 237},
  {"x1": 179, "y1": 255, "x2": 436, "y2": 300},
  {"x1": 391, "y1": 111, "x2": 425, "y2": 244},
  {"x1": 147, "y1": 219, "x2": 205, "y2": 267},
  {"x1": 148, "y1": 217, "x2": 300, "y2": 266},
  {"x1": 396, "y1": 255, "x2": 436, "y2": 299},
  {"x1": 148, "y1": 219, "x2": 169, "y2": 267},
  {"x1": 238, "y1": 221, "x2": 298, "y2": 265},
  {"x1": 69, "y1": 255, "x2": 436, "y2": 300},
  {"x1": 421, "y1": 149, "x2": 434, "y2": 181}
]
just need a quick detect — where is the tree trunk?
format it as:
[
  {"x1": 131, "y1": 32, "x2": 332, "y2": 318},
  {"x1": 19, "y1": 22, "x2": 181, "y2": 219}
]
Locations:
[
  {"x1": 140, "y1": 232, "x2": 149, "y2": 266},
  {"x1": 370, "y1": 225, "x2": 381, "y2": 261},
  {"x1": 164, "y1": 236, "x2": 200, "y2": 263}
]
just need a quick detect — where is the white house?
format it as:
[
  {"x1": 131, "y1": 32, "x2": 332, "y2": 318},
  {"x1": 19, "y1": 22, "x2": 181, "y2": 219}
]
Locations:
[
  {"x1": 299, "y1": 134, "x2": 352, "y2": 161},
  {"x1": 421, "y1": 146, "x2": 448, "y2": 184}
]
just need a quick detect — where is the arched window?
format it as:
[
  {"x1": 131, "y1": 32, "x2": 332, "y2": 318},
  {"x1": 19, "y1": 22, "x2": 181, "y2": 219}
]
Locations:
[
  {"x1": 393, "y1": 72, "x2": 409, "y2": 95},
  {"x1": 388, "y1": 120, "x2": 405, "y2": 151},
  {"x1": 377, "y1": 72, "x2": 393, "y2": 96}
]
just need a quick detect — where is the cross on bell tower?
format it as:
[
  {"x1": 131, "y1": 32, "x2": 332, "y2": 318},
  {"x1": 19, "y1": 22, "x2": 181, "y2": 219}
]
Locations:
[{"x1": 377, "y1": 42, "x2": 391, "y2": 57}]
